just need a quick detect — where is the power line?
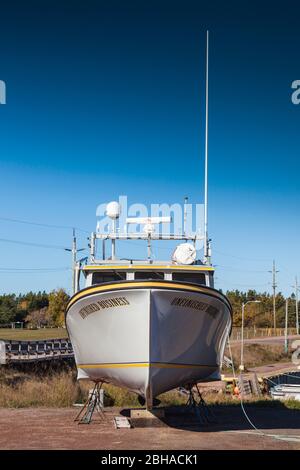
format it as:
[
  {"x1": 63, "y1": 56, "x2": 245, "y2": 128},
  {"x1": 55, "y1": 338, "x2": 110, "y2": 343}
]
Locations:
[
  {"x1": 0, "y1": 267, "x2": 69, "y2": 271},
  {"x1": 214, "y1": 278, "x2": 269, "y2": 288},
  {"x1": 0, "y1": 216, "x2": 90, "y2": 234},
  {"x1": 0, "y1": 237, "x2": 72, "y2": 250},
  {"x1": 0, "y1": 269, "x2": 70, "y2": 274},
  {"x1": 214, "y1": 249, "x2": 271, "y2": 262},
  {"x1": 215, "y1": 265, "x2": 267, "y2": 273}
]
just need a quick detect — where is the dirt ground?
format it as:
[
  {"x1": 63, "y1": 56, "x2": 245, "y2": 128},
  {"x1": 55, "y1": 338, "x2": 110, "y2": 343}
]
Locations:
[{"x1": 0, "y1": 406, "x2": 300, "y2": 450}]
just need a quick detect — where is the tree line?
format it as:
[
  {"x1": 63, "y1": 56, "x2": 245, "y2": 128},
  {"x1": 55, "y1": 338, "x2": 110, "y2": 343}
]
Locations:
[
  {"x1": 0, "y1": 289, "x2": 69, "y2": 328},
  {"x1": 225, "y1": 289, "x2": 298, "y2": 328},
  {"x1": 0, "y1": 288, "x2": 298, "y2": 329}
]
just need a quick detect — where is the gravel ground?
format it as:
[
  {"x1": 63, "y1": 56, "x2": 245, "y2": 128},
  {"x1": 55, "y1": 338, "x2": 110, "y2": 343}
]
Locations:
[{"x1": 0, "y1": 406, "x2": 300, "y2": 450}]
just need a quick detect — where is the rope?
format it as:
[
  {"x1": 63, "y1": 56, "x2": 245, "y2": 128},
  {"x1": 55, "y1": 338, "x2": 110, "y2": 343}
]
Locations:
[
  {"x1": 226, "y1": 333, "x2": 300, "y2": 444},
  {"x1": 281, "y1": 372, "x2": 300, "y2": 380}
]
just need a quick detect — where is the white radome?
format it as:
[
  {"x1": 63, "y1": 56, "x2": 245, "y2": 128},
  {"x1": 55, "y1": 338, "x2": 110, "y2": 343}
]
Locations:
[
  {"x1": 172, "y1": 243, "x2": 197, "y2": 265},
  {"x1": 106, "y1": 201, "x2": 121, "y2": 219}
]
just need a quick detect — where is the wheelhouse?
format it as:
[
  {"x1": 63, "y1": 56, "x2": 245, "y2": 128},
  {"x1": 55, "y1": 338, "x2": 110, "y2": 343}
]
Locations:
[
  {"x1": 71, "y1": 212, "x2": 215, "y2": 295},
  {"x1": 81, "y1": 264, "x2": 214, "y2": 288}
]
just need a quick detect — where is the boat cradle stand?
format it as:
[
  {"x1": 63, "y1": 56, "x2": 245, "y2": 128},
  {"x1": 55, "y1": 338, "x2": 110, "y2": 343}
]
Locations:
[
  {"x1": 183, "y1": 383, "x2": 217, "y2": 425},
  {"x1": 74, "y1": 381, "x2": 106, "y2": 424}
]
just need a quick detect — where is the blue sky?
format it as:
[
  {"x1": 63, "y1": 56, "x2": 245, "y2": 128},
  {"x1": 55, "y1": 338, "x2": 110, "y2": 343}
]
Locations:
[{"x1": 0, "y1": 0, "x2": 299, "y2": 296}]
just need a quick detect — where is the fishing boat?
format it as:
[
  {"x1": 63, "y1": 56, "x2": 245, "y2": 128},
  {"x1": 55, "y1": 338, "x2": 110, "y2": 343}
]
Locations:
[
  {"x1": 65, "y1": 31, "x2": 232, "y2": 409},
  {"x1": 66, "y1": 208, "x2": 232, "y2": 407}
]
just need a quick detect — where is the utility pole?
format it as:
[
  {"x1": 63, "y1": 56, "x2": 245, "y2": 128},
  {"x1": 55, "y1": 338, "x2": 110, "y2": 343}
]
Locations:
[
  {"x1": 292, "y1": 276, "x2": 299, "y2": 335},
  {"x1": 268, "y1": 260, "x2": 279, "y2": 332},
  {"x1": 65, "y1": 229, "x2": 85, "y2": 295},
  {"x1": 284, "y1": 298, "x2": 289, "y2": 354}
]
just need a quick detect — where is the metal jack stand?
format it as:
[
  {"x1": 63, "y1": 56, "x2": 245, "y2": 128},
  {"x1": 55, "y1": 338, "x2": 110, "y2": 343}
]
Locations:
[
  {"x1": 185, "y1": 383, "x2": 216, "y2": 424},
  {"x1": 74, "y1": 382, "x2": 106, "y2": 424}
]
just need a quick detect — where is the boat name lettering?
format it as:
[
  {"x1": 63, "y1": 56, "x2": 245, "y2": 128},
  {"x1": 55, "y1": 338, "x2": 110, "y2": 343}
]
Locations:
[
  {"x1": 171, "y1": 297, "x2": 218, "y2": 317},
  {"x1": 79, "y1": 297, "x2": 130, "y2": 318}
]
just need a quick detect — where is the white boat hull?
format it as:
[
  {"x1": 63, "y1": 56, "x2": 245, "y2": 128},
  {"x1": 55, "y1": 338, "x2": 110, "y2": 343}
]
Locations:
[{"x1": 66, "y1": 281, "x2": 232, "y2": 404}]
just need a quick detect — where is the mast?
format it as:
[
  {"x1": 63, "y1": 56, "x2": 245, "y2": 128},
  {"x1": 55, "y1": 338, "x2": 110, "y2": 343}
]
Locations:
[{"x1": 204, "y1": 30, "x2": 210, "y2": 265}]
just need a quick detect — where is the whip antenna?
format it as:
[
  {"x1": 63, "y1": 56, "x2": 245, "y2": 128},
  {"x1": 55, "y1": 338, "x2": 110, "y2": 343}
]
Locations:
[{"x1": 204, "y1": 30, "x2": 210, "y2": 265}]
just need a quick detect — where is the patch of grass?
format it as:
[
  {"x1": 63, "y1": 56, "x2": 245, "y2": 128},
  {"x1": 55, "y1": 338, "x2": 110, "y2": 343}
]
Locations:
[
  {"x1": 201, "y1": 392, "x2": 300, "y2": 410},
  {"x1": 0, "y1": 328, "x2": 68, "y2": 341},
  {"x1": 0, "y1": 369, "x2": 209, "y2": 408},
  {"x1": 102, "y1": 384, "x2": 140, "y2": 407},
  {"x1": 158, "y1": 390, "x2": 187, "y2": 406},
  {"x1": 1, "y1": 364, "x2": 299, "y2": 410},
  {"x1": 225, "y1": 343, "x2": 292, "y2": 370},
  {"x1": 77, "y1": 382, "x2": 189, "y2": 408},
  {"x1": 0, "y1": 371, "x2": 79, "y2": 407},
  {"x1": 242, "y1": 398, "x2": 300, "y2": 410},
  {"x1": 76, "y1": 381, "x2": 141, "y2": 407},
  {"x1": 281, "y1": 399, "x2": 300, "y2": 410}
]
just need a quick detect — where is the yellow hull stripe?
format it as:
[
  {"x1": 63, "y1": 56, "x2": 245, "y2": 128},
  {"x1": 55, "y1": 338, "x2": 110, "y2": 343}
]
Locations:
[
  {"x1": 83, "y1": 264, "x2": 214, "y2": 272},
  {"x1": 78, "y1": 362, "x2": 214, "y2": 369},
  {"x1": 67, "y1": 281, "x2": 228, "y2": 310}
]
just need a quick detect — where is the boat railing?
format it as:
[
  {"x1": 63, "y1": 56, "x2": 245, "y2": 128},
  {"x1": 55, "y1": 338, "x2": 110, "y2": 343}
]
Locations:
[{"x1": 95, "y1": 232, "x2": 202, "y2": 241}]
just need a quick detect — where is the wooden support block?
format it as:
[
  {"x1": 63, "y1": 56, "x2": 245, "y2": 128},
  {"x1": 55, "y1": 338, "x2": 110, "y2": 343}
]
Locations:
[{"x1": 130, "y1": 408, "x2": 165, "y2": 419}]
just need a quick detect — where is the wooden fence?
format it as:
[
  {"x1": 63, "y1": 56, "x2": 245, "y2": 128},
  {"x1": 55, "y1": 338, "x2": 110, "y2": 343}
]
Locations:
[{"x1": 230, "y1": 327, "x2": 298, "y2": 341}]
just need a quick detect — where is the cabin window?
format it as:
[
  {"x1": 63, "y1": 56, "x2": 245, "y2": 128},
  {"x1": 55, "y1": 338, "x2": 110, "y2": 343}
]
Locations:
[
  {"x1": 172, "y1": 272, "x2": 206, "y2": 285},
  {"x1": 92, "y1": 271, "x2": 126, "y2": 284},
  {"x1": 134, "y1": 271, "x2": 164, "y2": 280}
]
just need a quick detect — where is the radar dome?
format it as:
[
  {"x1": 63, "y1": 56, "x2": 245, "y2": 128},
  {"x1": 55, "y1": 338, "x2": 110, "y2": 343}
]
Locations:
[
  {"x1": 172, "y1": 243, "x2": 196, "y2": 265},
  {"x1": 106, "y1": 201, "x2": 121, "y2": 219}
]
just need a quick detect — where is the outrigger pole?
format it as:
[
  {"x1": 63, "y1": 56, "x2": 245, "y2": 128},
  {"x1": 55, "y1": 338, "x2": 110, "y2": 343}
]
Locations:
[{"x1": 203, "y1": 30, "x2": 210, "y2": 265}]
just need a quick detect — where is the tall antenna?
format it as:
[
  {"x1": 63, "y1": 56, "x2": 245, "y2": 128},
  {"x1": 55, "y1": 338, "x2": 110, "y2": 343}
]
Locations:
[{"x1": 204, "y1": 30, "x2": 210, "y2": 265}]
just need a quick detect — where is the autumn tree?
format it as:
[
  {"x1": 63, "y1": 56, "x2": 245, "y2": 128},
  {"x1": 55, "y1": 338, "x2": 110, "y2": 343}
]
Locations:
[
  {"x1": 0, "y1": 294, "x2": 17, "y2": 325},
  {"x1": 47, "y1": 289, "x2": 70, "y2": 327},
  {"x1": 25, "y1": 307, "x2": 51, "y2": 329}
]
